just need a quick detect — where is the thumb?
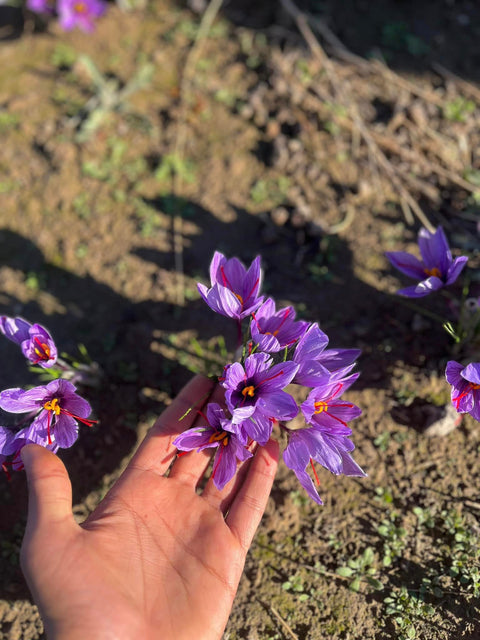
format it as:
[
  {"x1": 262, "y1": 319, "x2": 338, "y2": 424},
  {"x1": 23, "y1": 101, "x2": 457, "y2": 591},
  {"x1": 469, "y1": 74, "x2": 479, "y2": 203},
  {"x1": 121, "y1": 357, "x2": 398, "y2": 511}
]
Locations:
[{"x1": 21, "y1": 444, "x2": 73, "y2": 529}]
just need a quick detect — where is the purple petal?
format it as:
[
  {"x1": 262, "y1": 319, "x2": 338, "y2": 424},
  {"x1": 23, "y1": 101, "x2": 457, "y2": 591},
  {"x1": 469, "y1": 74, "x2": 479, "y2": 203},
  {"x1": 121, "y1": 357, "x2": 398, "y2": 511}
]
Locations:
[
  {"x1": 317, "y1": 348, "x2": 361, "y2": 371},
  {"x1": 0, "y1": 387, "x2": 46, "y2": 413},
  {"x1": 445, "y1": 360, "x2": 464, "y2": 386},
  {"x1": 211, "y1": 446, "x2": 237, "y2": 490},
  {"x1": 173, "y1": 427, "x2": 216, "y2": 451},
  {"x1": 385, "y1": 251, "x2": 425, "y2": 279},
  {"x1": 291, "y1": 468, "x2": 323, "y2": 504},
  {"x1": 397, "y1": 276, "x2": 443, "y2": 297},
  {"x1": 294, "y1": 323, "x2": 329, "y2": 362},
  {"x1": 244, "y1": 352, "x2": 271, "y2": 378},
  {"x1": 0, "y1": 316, "x2": 31, "y2": 345},
  {"x1": 462, "y1": 362, "x2": 480, "y2": 386},
  {"x1": 418, "y1": 227, "x2": 451, "y2": 273},
  {"x1": 257, "y1": 391, "x2": 299, "y2": 421},
  {"x1": 255, "y1": 360, "x2": 299, "y2": 392},
  {"x1": 53, "y1": 414, "x2": 78, "y2": 448},
  {"x1": 446, "y1": 256, "x2": 468, "y2": 285},
  {"x1": 239, "y1": 414, "x2": 274, "y2": 445},
  {"x1": 209, "y1": 251, "x2": 226, "y2": 285}
]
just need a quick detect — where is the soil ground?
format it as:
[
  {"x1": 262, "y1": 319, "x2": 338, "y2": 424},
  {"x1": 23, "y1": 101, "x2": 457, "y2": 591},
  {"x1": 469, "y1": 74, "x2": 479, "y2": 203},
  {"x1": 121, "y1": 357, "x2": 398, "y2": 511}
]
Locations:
[{"x1": 1, "y1": 1, "x2": 480, "y2": 638}]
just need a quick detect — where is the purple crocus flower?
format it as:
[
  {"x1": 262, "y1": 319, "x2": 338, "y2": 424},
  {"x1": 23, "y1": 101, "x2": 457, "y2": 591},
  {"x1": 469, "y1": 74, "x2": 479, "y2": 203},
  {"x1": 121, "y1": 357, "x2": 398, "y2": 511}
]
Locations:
[
  {"x1": 250, "y1": 298, "x2": 309, "y2": 353},
  {"x1": 385, "y1": 226, "x2": 468, "y2": 298},
  {"x1": 0, "y1": 316, "x2": 57, "y2": 369},
  {"x1": 0, "y1": 379, "x2": 94, "y2": 449},
  {"x1": 57, "y1": 0, "x2": 106, "y2": 32},
  {"x1": 173, "y1": 403, "x2": 252, "y2": 490},
  {"x1": 301, "y1": 378, "x2": 362, "y2": 431},
  {"x1": 446, "y1": 361, "x2": 480, "y2": 420},
  {"x1": 293, "y1": 323, "x2": 360, "y2": 387},
  {"x1": 222, "y1": 353, "x2": 299, "y2": 444},
  {"x1": 283, "y1": 425, "x2": 366, "y2": 504},
  {"x1": 0, "y1": 424, "x2": 59, "y2": 474},
  {"x1": 27, "y1": 0, "x2": 56, "y2": 14},
  {"x1": 197, "y1": 252, "x2": 264, "y2": 320}
]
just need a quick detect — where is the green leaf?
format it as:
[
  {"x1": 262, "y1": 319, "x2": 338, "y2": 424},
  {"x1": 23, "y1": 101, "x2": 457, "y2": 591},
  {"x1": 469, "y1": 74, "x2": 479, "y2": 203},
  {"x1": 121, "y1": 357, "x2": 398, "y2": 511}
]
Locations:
[
  {"x1": 349, "y1": 577, "x2": 361, "y2": 592},
  {"x1": 367, "y1": 577, "x2": 384, "y2": 590},
  {"x1": 336, "y1": 566, "x2": 354, "y2": 577}
]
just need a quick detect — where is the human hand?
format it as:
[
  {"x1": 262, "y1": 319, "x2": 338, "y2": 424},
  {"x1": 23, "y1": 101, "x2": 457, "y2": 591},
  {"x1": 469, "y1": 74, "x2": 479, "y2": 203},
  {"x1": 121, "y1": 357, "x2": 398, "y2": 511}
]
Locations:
[{"x1": 19, "y1": 375, "x2": 279, "y2": 640}]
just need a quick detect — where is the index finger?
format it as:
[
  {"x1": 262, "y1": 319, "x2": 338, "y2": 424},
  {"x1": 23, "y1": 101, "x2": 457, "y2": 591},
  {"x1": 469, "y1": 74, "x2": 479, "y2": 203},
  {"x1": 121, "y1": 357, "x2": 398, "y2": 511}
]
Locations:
[{"x1": 127, "y1": 374, "x2": 215, "y2": 476}]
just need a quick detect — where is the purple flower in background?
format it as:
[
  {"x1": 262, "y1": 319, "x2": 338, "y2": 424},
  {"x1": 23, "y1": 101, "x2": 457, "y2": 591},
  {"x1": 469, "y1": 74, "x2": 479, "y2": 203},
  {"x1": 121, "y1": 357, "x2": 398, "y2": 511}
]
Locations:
[
  {"x1": 0, "y1": 379, "x2": 94, "y2": 449},
  {"x1": 385, "y1": 226, "x2": 468, "y2": 298},
  {"x1": 27, "y1": 0, "x2": 56, "y2": 14},
  {"x1": 293, "y1": 323, "x2": 360, "y2": 387},
  {"x1": 301, "y1": 378, "x2": 362, "y2": 431},
  {"x1": 283, "y1": 426, "x2": 365, "y2": 504},
  {"x1": 173, "y1": 403, "x2": 252, "y2": 490},
  {"x1": 250, "y1": 298, "x2": 309, "y2": 353},
  {"x1": 222, "y1": 353, "x2": 299, "y2": 444},
  {"x1": 0, "y1": 316, "x2": 57, "y2": 369},
  {"x1": 446, "y1": 361, "x2": 480, "y2": 420},
  {"x1": 57, "y1": 0, "x2": 106, "y2": 32},
  {"x1": 198, "y1": 252, "x2": 263, "y2": 320}
]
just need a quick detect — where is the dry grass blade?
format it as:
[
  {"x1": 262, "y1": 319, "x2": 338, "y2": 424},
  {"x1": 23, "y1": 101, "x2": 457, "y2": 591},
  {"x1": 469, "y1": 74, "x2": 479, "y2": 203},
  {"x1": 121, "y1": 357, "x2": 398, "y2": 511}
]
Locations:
[{"x1": 280, "y1": 0, "x2": 435, "y2": 232}]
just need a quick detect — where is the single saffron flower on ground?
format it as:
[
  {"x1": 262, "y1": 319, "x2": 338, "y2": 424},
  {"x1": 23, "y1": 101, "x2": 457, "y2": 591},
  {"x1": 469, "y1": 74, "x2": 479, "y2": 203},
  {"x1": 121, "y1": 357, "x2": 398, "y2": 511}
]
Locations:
[
  {"x1": 301, "y1": 378, "x2": 362, "y2": 431},
  {"x1": 57, "y1": 0, "x2": 106, "y2": 32},
  {"x1": 0, "y1": 316, "x2": 57, "y2": 369},
  {"x1": 250, "y1": 298, "x2": 309, "y2": 353},
  {"x1": 292, "y1": 323, "x2": 360, "y2": 387},
  {"x1": 283, "y1": 426, "x2": 366, "y2": 504},
  {"x1": 222, "y1": 352, "x2": 299, "y2": 444},
  {"x1": 173, "y1": 403, "x2": 252, "y2": 490},
  {"x1": 385, "y1": 226, "x2": 468, "y2": 298},
  {"x1": 197, "y1": 252, "x2": 264, "y2": 320},
  {"x1": 0, "y1": 379, "x2": 95, "y2": 449},
  {"x1": 446, "y1": 361, "x2": 480, "y2": 421}
]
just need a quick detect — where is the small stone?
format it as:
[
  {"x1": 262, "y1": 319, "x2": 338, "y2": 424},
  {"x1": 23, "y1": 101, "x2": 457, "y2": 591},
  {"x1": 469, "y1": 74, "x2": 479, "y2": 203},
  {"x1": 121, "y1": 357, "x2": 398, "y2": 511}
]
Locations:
[{"x1": 271, "y1": 206, "x2": 290, "y2": 226}]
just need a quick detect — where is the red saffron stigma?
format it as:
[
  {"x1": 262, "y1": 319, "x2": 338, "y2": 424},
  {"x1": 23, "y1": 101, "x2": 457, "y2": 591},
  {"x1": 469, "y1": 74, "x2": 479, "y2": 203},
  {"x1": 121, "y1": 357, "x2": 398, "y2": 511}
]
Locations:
[{"x1": 310, "y1": 458, "x2": 320, "y2": 486}]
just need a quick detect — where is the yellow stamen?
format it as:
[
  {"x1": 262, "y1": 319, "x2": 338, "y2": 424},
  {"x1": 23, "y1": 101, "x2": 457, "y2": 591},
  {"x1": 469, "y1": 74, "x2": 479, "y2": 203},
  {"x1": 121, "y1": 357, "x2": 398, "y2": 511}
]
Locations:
[
  {"x1": 424, "y1": 267, "x2": 441, "y2": 278},
  {"x1": 314, "y1": 401, "x2": 328, "y2": 414},
  {"x1": 235, "y1": 293, "x2": 244, "y2": 304},
  {"x1": 242, "y1": 385, "x2": 255, "y2": 398},
  {"x1": 209, "y1": 430, "x2": 229, "y2": 445},
  {"x1": 44, "y1": 398, "x2": 61, "y2": 415},
  {"x1": 471, "y1": 383, "x2": 480, "y2": 390},
  {"x1": 34, "y1": 342, "x2": 50, "y2": 358},
  {"x1": 74, "y1": 2, "x2": 87, "y2": 13}
]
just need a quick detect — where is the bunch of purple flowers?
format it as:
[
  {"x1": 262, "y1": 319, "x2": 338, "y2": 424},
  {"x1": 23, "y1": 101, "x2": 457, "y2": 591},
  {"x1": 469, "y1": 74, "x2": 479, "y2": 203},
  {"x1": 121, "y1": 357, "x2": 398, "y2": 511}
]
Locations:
[
  {"x1": 386, "y1": 226, "x2": 480, "y2": 423},
  {"x1": 0, "y1": 317, "x2": 96, "y2": 476},
  {"x1": 26, "y1": 0, "x2": 107, "y2": 32},
  {"x1": 174, "y1": 252, "x2": 365, "y2": 504}
]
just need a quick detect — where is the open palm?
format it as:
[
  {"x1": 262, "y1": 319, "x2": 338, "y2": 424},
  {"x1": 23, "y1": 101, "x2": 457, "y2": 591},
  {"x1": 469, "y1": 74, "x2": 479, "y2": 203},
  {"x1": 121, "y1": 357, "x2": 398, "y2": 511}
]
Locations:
[{"x1": 20, "y1": 376, "x2": 279, "y2": 640}]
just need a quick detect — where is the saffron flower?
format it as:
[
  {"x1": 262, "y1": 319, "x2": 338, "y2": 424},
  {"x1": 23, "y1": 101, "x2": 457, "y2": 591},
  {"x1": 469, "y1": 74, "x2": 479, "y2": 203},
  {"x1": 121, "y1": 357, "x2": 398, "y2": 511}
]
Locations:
[
  {"x1": 385, "y1": 226, "x2": 468, "y2": 298},
  {"x1": 197, "y1": 252, "x2": 263, "y2": 320},
  {"x1": 283, "y1": 426, "x2": 366, "y2": 504},
  {"x1": 0, "y1": 316, "x2": 57, "y2": 369},
  {"x1": 173, "y1": 403, "x2": 252, "y2": 490},
  {"x1": 301, "y1": 378, "x2": 362, "y2": 430},
  {"x1": 293, "y1": 323, "x2": 360, "y2": 387},
  {"x1": 0, "y1": 379, "x2": 95, "y2": 449},
  {"x1": 0, "y1": 425, "x2": 59, "y2": 474},
  {"x1": 222, "y1": 353, "x2": 299, "y2": 444},
  {"x1": 446, "y1": 361, "x2": 480, "y2": 421},
  {"x1": 250, "y1": 298, "x2": 309, "y2": 353},
  {"x1": 57, "y1": 0, "x2": 106, "y2": 32}
]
